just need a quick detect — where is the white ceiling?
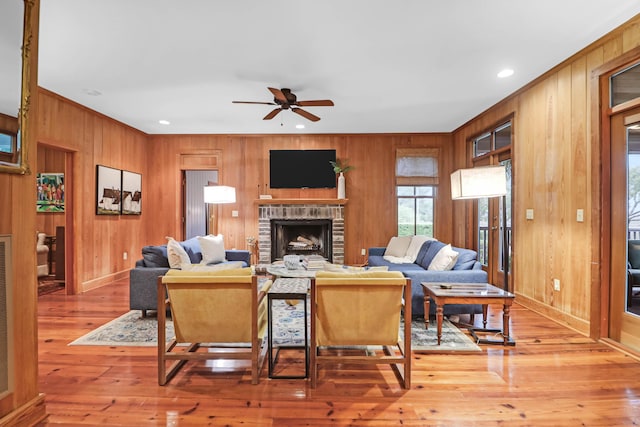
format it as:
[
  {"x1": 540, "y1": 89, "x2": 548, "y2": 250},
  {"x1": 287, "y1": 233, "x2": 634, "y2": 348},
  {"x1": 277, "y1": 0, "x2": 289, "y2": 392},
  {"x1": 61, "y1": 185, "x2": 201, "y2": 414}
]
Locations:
[{"x1": 30, "y1": 0, "x2": 640, "y2": 134}]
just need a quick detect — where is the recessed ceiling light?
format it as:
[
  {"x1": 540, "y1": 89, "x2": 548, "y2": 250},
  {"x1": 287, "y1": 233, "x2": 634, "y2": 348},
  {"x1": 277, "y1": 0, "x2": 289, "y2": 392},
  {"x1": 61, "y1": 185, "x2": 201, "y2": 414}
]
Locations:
[
  {"x1": 295, "y1": 124, "x2": 305, "y2": 129},
  {"x1": 497, "y1": 68, "x2": 514, "y2": 78},
  {"x1": 83, "y1": 88, "x2": 102, "y2": 96},
  {"x1": 158, "y1": 120, "x2": 170, "y2": 125}
]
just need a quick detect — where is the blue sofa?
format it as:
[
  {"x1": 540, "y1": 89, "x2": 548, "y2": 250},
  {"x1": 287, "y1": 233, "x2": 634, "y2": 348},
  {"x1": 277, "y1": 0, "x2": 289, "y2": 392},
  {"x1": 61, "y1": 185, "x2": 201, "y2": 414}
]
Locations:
[
  {"x1": 129, "y1": 237, "x2": 250, "y2": 317},
  {"x1": 368, "y1": 239, "x2": 488, "y2": 319}
]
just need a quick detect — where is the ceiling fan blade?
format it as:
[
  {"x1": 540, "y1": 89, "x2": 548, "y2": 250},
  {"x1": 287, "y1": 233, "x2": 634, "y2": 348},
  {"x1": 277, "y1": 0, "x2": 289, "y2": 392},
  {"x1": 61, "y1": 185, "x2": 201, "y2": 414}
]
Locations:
[
  {"x1": 232, "y1": 101, "x2": 276, "y2": 105},
  {"x1": 268, "y1": 87, "x2": 288, "y2": 104},
  {"x1": 292, "y1": 107, "x2": 321, "y2": 122},
  {"x1": 296, "y1": 100, "x2": 334, "y2": 107},
  {"x1": 263, "y1": 108, "x2": 282, "y2": 120}
]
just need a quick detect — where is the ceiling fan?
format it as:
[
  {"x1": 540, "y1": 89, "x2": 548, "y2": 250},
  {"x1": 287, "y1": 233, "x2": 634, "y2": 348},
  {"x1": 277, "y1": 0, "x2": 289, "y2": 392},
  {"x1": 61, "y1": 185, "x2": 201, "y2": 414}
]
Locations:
[{"x1": 232, "y1": 87, "x2": 334, "y2": 122}]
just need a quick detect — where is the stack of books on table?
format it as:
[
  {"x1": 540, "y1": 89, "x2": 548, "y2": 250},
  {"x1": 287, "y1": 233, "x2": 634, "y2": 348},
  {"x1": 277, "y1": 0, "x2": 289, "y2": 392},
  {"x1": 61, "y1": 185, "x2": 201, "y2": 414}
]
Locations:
[{"x1": 304, "y1": 255, "x2": 327, "y2": 270}]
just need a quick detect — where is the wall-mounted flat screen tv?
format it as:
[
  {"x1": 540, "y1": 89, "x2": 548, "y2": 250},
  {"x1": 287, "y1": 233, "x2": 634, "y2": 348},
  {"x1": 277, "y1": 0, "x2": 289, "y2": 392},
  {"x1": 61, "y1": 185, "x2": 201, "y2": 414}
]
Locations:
[{"x1": 269, "y1": 149, "x2": 336, "y2": 189}]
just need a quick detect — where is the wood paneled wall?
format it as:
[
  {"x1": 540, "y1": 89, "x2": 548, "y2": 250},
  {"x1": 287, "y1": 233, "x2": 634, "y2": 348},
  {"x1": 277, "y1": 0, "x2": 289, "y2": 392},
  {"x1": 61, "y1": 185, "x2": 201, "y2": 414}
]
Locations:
[
  {"x1": 452, "y1": 15, "x2": 640, "y2": 335},
  {"x1": 145, "y1": 133, "x2": 453, "y2": 264},
  {"x1": 37, "y1": 89, "x2": 148, "y2": 293}
]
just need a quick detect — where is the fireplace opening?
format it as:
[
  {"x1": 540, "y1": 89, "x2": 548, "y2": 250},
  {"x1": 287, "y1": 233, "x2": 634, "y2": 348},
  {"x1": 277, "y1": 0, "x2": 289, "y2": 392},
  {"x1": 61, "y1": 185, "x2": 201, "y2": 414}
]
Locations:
[{"x1": 271, "y1": 219, "x2": 332, "y2": 262}]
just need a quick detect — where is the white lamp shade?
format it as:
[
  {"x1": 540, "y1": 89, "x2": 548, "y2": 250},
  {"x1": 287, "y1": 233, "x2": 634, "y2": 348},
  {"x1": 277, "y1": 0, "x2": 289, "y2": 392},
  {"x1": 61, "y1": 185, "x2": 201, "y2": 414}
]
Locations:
[
  {"x1": 203, "y1": 185, "x2": 236, "y2": 204},
  {"x1": 450, "y1": 165, "x2": 507, "y2": 199}
]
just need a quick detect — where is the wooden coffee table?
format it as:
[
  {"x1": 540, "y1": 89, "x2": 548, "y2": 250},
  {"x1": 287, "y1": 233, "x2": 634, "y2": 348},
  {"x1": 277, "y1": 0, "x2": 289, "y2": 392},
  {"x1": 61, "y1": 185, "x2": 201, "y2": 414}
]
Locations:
[{"x1": 421, "y1": 282, "x2": 516, "y2": 346}]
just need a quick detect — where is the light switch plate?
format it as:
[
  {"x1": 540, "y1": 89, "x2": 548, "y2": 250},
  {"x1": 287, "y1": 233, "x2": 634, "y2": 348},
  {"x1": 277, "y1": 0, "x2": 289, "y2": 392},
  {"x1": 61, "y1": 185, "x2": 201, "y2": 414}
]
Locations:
[
  {"x1": 526, "y1": 209, "x2": 534, "y2": 220},
  {"x1": 576, "y1": 209, "x2": 584, "y2": 222},
  {"x1": 231, "y1": 210, "x2": 239, "y2": 217}
]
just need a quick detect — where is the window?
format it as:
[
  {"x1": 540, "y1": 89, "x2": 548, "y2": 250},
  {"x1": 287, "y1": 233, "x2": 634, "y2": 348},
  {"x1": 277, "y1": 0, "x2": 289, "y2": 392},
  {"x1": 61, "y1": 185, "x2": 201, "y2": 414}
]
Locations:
[
  {"x1": 397, "y1": 186, "x2": 435, "y2": 236},
  {"x1": 473, "y1": 122, "x2": 511, "y2": 158},
  {"x1": 611, "y1": 62, "x2": 640, "y2": 108},
  {"x1": 396, "y1": 148, "x2": 438, "y2": 237}
]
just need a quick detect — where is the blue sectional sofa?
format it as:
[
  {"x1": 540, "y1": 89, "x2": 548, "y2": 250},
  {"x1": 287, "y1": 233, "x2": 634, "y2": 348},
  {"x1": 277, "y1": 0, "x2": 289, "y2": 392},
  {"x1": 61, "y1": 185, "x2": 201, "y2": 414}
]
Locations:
[
  {"x1": 368, "y1": 238, "x2": 488, "y2": 319},
  {"x1": 129, "y1": 236, "x2": 250, "y2": 317}
]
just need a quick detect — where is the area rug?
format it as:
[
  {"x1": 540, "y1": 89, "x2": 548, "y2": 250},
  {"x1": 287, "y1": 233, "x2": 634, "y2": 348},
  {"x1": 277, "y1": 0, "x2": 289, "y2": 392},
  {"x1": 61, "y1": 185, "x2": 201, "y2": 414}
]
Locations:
[{"x1": 69, "y1": 301, "x2": 481, "y2": 352}]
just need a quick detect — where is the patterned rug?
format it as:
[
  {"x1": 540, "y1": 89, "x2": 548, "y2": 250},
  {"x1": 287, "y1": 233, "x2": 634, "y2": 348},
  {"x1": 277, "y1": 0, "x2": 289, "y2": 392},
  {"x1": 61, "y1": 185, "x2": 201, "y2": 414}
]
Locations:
[{"x1": 69, "y1": 300, "x2": 480, "y2": 352}]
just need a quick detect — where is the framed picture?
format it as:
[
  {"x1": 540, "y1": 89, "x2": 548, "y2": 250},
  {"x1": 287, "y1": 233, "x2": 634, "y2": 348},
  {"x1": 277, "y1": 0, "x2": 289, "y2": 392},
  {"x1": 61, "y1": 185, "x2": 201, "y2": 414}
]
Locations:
[
  {"x1": 96, "y1": 165, "x2": 122, "y2": 215},
  {"x1": 121, "y1": 170, "x2": 142, "y2": 215},
  {"x1": 36, "y1": 173, "x2": 64, "y2": 213}
]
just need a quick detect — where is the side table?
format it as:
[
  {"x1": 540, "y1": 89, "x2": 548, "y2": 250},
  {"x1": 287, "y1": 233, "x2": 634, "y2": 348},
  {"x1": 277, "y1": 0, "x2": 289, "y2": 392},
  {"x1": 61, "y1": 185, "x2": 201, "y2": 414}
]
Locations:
[{"x1": 268, "y1": 277, "x2": 310, "y2": 379}]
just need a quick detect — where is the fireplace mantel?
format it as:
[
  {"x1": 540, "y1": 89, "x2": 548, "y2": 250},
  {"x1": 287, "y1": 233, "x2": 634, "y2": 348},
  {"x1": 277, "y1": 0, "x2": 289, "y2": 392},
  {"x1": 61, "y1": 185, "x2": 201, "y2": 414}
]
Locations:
[{"x1": 255, "y1": 198, "x2": 347, "y2": 205}]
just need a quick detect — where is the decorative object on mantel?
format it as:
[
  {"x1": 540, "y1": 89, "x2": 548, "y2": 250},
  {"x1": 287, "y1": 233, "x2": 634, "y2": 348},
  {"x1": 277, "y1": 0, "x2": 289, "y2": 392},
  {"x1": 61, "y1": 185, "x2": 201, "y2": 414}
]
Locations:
[{"x1": 330, "y1": 160, "x2": 353, "y2": 199}]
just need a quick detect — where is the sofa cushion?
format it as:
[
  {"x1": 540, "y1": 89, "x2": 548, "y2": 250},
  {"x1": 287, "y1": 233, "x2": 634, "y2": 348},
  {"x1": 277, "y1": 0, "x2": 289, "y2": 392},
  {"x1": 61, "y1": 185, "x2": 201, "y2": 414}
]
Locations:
[
  {"x1": 167, "y1": 237, "x2": 191, "y2": 268},
  {"x1": 384, "y1": 236, "x2": 412, "y2": 257},
  {"x1": 414, "y1": 240, "x2": 434, "y2": 267},
  {"x1": 404, "y1": 235, "x2": 434, "y2": 263},
  {"x1": 416, "y1": 240, "x2": 445, "y2": 270},
  {"x1": 452, "y1": 247, "x2": 478, "y2": 270},
  {"x1": 197, "y1": 234, "x2": 226, "y2": 264},
  {"x1": 180, "y1": 236, "x2": 203, "y2": 263},
  {"x1": 428, "y1": 244, "x2": 459, "y2": 271},
  {"x1": 141, "y1": 245, "x2": 169, "y2": 268}
]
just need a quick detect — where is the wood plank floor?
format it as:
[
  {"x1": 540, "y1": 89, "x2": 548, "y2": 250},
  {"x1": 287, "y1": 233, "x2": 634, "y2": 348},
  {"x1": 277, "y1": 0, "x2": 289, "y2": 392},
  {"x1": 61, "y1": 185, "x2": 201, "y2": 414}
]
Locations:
[{"x1": 36, "y1": 279, "x2": 640, "y2": 426}]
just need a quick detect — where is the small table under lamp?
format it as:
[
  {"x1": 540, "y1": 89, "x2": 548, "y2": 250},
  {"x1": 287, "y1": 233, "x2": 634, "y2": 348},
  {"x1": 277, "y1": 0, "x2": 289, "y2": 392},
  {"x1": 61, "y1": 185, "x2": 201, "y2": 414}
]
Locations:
[
  {"x1": 450, "y1": 165, "x2": 509, "y2": 291},
  {"x1": 203, "y1": 185, "x2": 236, "y2": 235}
]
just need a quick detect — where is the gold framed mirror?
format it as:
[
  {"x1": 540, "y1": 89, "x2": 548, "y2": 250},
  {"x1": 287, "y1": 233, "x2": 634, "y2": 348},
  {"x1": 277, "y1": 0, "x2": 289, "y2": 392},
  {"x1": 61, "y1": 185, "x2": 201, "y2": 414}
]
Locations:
[{"x1": 0, "y1": 0, "x2": 33, "y2": 174}]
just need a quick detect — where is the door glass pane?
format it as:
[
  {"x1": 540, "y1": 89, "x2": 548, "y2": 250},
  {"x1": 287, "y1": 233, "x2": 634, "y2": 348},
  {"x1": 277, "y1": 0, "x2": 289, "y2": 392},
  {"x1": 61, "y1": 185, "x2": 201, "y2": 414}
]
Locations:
[
  {"x1": 627, "y1": 125, "x2": 640, "y2": 315},
  {"x1": 477, "y1": 198, "x2": 489, "y2": 266},
  {"x1": 500, "y1": 159, "x2": 512, "y2": 274}
]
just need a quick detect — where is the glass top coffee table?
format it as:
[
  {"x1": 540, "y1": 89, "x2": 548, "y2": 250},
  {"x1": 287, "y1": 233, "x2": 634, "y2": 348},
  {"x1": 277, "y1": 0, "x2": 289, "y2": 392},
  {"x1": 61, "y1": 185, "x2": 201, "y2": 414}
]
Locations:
[{"x1": 421, "y1": 282, "x2": 516, "y2": 346}]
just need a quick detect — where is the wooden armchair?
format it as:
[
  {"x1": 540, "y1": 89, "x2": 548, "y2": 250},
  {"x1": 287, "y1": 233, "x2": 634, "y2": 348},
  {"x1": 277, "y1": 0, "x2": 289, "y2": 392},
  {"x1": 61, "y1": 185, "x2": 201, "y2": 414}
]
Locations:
[
  {"x1": 310, "y1": 270, "x2": 411, "y2": 389},
  {"x1": 157, "y1": 268, "x2": 270, "y2": 385}
]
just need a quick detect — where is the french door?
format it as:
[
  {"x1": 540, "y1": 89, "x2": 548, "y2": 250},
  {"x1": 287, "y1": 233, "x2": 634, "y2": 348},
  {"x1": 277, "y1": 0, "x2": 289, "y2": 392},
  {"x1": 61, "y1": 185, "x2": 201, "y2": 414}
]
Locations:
[
  {"x1": 473, "y1": 155, "x2": 512, "y2": 290},
  {"x1": 609, "y1": 105, "x2": 640, "y2": 351}
]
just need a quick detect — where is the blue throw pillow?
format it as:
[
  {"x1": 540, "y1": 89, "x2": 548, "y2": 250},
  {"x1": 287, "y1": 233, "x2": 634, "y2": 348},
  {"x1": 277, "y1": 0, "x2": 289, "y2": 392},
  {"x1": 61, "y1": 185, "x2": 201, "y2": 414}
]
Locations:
[
  {"x1": 452, "y1": 247, "x2": 478, "y2": 270},
  {"x1": 417, "y1": 240, "x2": 445, "y2": 270},
  {"x1": 141, "y1": 245, "x2": 169, "y2": 268},
  {"x1": 414, "y1": 240, "x2": 434, "y2": 266},
  {"x1": 180, "y1": 237, "x2": 203, "y2": 263}
]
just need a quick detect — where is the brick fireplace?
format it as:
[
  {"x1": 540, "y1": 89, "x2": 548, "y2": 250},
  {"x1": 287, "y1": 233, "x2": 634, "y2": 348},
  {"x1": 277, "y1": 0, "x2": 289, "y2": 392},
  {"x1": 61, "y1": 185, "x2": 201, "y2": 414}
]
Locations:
[{"x1": 257, "y1": 200, "x2": 346, "y2": 264}]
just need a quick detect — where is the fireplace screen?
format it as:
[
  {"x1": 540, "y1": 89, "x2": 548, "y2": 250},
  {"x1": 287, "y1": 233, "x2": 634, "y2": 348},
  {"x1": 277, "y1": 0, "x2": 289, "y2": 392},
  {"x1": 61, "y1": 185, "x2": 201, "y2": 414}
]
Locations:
[{"x1": 271, "y1": 219, "x2": 332, "y2": 262}]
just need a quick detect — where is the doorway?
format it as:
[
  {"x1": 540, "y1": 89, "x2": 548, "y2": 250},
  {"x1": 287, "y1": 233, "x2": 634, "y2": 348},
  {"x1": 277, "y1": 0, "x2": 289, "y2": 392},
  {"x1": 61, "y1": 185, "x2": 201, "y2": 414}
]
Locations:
[
  {"x1": 36, "y1": 143, "x2": 74, "y2": 295},
  {"x1": 471, "y1": 122, "x2": 513, "y2": 290},
  {"x1": 183, "y1": 170, "x2": 218, "y2": 239}
]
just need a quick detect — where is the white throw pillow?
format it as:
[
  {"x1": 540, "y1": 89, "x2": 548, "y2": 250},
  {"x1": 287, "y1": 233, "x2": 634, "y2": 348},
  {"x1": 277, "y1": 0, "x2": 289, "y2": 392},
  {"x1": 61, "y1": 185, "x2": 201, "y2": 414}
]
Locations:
[
  {"x1": 384, "y1": 236, "x2": 412, "y2": 257},
  {"x1": 404, "y1": 235, "x2": 434, "y2": 262},
  {"x1": 197, "y1": 234, "x2": 226, "y2": 264},
  {"x1": 166, "y1": 237, "x2": 191, "y2": 269},
  {"x1": 428, "y1": 244, "x2": 459, "y2": 271}
]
